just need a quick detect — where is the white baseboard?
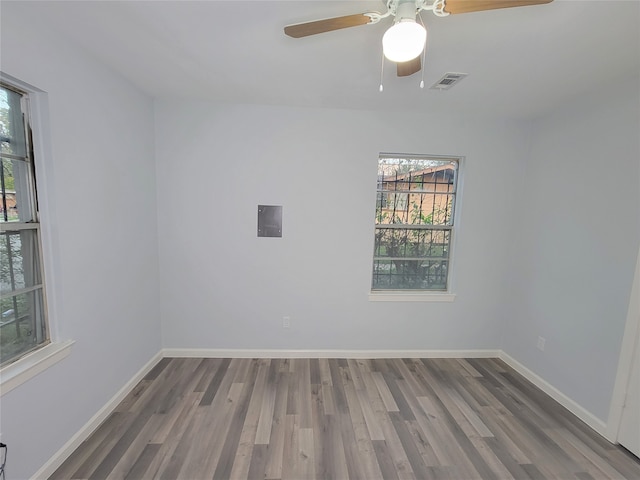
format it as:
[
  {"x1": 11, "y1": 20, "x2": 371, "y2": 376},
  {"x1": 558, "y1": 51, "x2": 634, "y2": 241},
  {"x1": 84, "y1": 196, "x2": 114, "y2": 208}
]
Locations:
[
  {"x1": 31, "y1": 351, "x2": 164, "y2": 480},
  {"x1": 499, "y1": 351, "x2": 607, "y2": 437},
  {"x1": 162, "y1": 348, "x2": 503, "y2": 359}
]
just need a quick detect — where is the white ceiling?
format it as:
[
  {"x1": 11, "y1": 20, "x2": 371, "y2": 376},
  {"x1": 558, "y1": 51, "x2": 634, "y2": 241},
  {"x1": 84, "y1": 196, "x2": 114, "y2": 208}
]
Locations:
[{"x1": 4, "y1": 0, "x2": 640, "y2": 118}]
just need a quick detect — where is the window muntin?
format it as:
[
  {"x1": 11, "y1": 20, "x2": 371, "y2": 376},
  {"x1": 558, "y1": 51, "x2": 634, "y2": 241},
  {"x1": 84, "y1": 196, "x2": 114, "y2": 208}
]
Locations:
[
  {"x1": 372, "y1": 155, "x2": 459, "y2": 291},
  {"x1": 0, "y1": 83, "x2": 49, "y2": 366}
]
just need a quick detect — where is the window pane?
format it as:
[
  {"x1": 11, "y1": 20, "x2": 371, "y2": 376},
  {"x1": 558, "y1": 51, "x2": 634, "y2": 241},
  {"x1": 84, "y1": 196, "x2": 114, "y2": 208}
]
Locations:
[
  {"x1": 0, "y1": 80, "x2": 48, "y2": 366},
  {"x1": 376, "y1": 158, "x2": 457, "y2": 227},
  {"x1": 373, "y1": 155, "x2": 459, "y2": 292},
  {"x1": 376, "y1": 193, "x2": 455, "y2": 226},
  {"x1": 374, "y1": 228, "x2": 450, "y2": 259},
  {"x1": 0, "y1": 288, "x2": 47, "y2": 365},
  {"x1": 377, "y1": 158, "x2": 457, "y2": 191},
  {"x1": 1, "y1": 158, "x2": 36, "y2": 222},
  {"x1": 372, "y1": 259, "x2": 449, "y2": 290},
  {"x1": 1, "y1": 229, "x2": 42, "y2": 294},
  {"x1": 0, "y1": 86, "x2": 27, "y2": 158}
]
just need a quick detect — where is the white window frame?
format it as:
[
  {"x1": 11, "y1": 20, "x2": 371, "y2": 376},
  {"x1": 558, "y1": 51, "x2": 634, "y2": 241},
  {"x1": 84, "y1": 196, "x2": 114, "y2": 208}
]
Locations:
[
  {"x1": 369, "y1": 153, "x2": 463, "y2": 302},
  {"x1": 0, "y1": 73, "x2": 73, "y2": 396}
]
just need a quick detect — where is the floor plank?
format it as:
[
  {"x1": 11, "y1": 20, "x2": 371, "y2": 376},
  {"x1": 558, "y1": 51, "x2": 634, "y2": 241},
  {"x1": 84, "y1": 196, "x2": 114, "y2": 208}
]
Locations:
[{"x1": 50, "y1": 357, "x2": 640, "y2": 480}]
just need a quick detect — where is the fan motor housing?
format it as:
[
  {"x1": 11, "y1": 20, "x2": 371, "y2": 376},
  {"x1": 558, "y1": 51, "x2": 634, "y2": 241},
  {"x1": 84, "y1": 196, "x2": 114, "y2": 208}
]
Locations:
[{"x1": 391, "y1": 0, "x2": 421, "y2": 23}]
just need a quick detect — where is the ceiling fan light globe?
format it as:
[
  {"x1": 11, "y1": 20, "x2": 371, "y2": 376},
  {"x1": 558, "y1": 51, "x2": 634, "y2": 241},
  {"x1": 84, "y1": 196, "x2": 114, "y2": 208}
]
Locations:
[{"x1": 382, "y1": 20, "x2": 426, "y2": 63}]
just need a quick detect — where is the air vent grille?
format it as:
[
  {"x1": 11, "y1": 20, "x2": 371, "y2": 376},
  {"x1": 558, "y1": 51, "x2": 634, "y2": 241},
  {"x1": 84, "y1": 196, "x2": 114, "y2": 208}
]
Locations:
[{"x1": 430, "y1": 72, "x2": 468, "y2": 90}]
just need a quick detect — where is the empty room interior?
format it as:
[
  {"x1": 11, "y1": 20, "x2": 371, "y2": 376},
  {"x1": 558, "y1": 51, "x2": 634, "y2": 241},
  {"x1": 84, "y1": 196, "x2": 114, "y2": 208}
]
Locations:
[{"x1": 0, "y1": 0, "x2": 639, "y2": 479}]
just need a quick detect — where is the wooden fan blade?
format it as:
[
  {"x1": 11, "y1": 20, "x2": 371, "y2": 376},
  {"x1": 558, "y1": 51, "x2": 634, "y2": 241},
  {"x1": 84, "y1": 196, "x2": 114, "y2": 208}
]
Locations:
[
  {"x1": 443, "y1": 0, "x2": 553, "y2": 15},
  {"x1": 284, "y1": 13, "x2": 373, "y2": 38},
  {"x1": 397, "y1": 57, "x2": 422, "y2": 77}
]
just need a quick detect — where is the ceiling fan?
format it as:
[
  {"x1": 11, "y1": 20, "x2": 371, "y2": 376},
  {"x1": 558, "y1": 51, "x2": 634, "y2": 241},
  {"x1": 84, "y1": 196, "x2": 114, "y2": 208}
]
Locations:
[{"x1": 284, "y1": 0, "x2": 553, "y2": 78}]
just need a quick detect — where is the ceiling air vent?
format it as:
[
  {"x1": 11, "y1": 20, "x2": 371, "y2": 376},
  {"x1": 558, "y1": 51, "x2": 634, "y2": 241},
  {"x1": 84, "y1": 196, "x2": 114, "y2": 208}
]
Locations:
[{"x1": 430, "y1": 72, "x2": 468, "y2": 90}]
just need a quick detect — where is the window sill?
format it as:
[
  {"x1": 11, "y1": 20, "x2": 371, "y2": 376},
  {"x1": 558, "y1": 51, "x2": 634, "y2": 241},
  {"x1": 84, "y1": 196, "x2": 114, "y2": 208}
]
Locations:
[
  {"x1": 0, "y1": 340, "x2": 74, "y2": 396},
  {"x1": 369, "y1": 292, "x2": 456, "y2": 302}
]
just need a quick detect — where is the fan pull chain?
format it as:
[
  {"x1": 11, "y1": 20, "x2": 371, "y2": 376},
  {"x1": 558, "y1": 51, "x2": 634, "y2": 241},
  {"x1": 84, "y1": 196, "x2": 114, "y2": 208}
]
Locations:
[
  {"x1": 379, "y1": 49, "x2": 385, "y2": 92},
  {"x1": 418, "y1": 12, "x2": 427, "y2": 89},
  {"x1": 420, "y1": 47, "x2": 426, "y2": 89}
]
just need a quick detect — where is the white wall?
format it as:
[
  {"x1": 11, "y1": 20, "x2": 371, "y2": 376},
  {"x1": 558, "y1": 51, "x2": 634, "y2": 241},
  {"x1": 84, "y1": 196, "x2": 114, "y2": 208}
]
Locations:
[
  {"x1": 0, "y1": 9, "x2": 161, "y2": 479},
  {"x1": 503, "y1": 75, "x2": 640, "y2": 422},
  {"x1": 154, "y1": 101, "x2": 526, "y2": 352}
]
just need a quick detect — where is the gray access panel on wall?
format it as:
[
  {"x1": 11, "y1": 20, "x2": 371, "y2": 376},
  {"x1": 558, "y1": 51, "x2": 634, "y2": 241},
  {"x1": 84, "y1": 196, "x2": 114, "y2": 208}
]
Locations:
[{"x1": 257, "y1": 205, "x2": 282, "y2": 237}]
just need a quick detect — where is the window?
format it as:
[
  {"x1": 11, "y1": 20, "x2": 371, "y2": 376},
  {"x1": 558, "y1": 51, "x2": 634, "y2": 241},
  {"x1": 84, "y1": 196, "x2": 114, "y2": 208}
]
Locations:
[
  {"x1": 372, "y1": 154, "x2": 459, "y2": 291},
  {"x1": 0, "y1": 82, "x2": 49, "y2": 366}
]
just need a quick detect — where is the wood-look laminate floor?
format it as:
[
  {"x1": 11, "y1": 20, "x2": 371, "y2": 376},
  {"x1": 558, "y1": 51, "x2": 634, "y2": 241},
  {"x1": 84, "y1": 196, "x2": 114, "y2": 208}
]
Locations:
[{"x1": 51, "y1": 357, "x2": 640, "y2": 480}]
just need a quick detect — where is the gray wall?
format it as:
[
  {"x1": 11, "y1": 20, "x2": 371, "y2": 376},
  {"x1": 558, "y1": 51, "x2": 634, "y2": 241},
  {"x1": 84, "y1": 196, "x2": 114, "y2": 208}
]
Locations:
[
  {"x1": 1, "y1": 11, "x2": 162, "y2": 480},
  {"x1": 154, "y1": 102, "x2": 526, "y2": 351},
  {"x1": 503, "y1": 76, "x2": 640, "y2": 421}
]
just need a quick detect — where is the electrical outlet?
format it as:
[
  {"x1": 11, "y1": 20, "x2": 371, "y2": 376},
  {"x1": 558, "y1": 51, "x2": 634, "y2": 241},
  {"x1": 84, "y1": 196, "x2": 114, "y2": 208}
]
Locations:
[
  {"x1": 537, "y1": 336, "x2": 546, "y2": 351},
  {"x1": 282, "y1": 316, "x2": 291, "y2": 328}
]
